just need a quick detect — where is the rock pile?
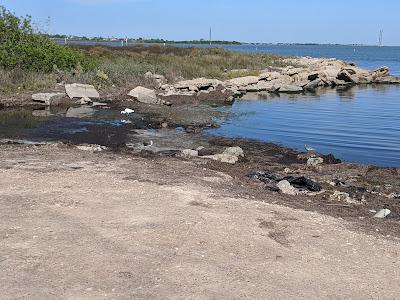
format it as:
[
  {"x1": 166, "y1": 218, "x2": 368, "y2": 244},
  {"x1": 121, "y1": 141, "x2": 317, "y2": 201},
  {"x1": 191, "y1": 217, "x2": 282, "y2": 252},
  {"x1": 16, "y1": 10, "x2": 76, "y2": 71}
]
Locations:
[
  {"x1": 150, "y1": 57, "x2": 400, "y2": 105},
  {"x1": 31, "y1": 56, "x2": 400, "y2": 108}
]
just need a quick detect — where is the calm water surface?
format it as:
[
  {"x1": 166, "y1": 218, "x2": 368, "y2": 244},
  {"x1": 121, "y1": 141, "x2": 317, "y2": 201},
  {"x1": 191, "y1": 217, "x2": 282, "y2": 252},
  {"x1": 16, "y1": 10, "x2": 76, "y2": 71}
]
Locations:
[{"x1": 209, "y1": 85, "x2": 400, "y2": 167}]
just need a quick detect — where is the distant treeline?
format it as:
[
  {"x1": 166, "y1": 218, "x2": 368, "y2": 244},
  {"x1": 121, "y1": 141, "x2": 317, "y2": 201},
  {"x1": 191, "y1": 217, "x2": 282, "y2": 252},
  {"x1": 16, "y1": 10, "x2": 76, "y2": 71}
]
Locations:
[{"x1": 47, "y1": 34, "x2": 242, "y2": 45}]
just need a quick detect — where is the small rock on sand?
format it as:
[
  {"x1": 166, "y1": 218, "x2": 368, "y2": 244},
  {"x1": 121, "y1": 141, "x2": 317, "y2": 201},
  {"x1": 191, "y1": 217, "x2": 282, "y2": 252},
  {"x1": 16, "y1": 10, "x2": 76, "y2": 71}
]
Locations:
[
  {"x1": 277, "y1": 180, "x2": 299, "y2": 196},
  {"x1": 307, "y1": 157, "x2": 324, "y2": 166}
]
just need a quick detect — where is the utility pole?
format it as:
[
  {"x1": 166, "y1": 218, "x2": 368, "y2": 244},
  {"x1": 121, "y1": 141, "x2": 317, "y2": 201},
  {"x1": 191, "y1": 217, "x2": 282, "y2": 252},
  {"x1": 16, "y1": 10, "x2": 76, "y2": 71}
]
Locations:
[
  {"x1": 379, "y1": 30, "x2": 383, "y2": 47},
  {"x1": 209, "y1": 27, "x2": 212, "y2": 46}
]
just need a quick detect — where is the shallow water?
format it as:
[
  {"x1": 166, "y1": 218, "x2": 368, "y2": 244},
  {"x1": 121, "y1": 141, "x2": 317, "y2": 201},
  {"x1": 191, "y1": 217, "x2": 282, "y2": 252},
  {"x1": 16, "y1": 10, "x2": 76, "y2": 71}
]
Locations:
[
  {"x1": 209, "y1": 85, "x2": 400, "y2": 167},
  {"x1": 0, "y1": 106, "x2": 212, "y2": 152}
]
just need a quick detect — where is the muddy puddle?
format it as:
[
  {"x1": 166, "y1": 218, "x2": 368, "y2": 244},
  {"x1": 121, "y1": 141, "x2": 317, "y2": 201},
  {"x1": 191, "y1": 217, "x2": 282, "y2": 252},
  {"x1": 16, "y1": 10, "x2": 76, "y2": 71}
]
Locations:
[{"x1": 0, "y1": 105, "x2": 219, "y2": 153}]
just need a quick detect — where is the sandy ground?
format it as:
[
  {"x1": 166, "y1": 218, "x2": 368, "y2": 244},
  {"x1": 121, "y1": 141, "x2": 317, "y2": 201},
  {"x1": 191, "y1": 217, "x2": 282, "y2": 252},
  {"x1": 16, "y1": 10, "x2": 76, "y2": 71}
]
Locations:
[{"x1": 1, "y1": 145, "x2": 400, "y2": 299}]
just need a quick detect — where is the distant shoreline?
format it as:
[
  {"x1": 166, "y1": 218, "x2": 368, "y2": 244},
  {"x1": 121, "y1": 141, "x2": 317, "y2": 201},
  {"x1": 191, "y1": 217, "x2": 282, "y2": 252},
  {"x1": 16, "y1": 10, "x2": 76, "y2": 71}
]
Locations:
[{"x1": 46, "y1": 35, "x2": 400, "y2": 47}]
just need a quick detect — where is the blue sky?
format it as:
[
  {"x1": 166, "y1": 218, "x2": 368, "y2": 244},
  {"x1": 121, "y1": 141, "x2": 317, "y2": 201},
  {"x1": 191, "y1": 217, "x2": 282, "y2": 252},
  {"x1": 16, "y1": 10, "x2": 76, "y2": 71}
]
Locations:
[{"x1": 2, "y1": 0, "x2": 400, "y2": 45}]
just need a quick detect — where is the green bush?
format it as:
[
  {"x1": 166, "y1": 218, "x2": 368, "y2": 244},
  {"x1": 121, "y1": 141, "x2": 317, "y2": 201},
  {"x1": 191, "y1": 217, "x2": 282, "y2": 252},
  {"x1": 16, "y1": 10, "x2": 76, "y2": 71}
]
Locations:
[{"x1": 0, "y1": 6, "x2": 96, "y2": 72}]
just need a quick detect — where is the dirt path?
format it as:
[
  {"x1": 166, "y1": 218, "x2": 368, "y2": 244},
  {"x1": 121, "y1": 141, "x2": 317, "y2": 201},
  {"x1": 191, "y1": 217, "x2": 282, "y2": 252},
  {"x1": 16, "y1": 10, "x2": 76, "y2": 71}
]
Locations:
[{"x1": 0, "y1": 145, "x2": 399, "y2": 299}]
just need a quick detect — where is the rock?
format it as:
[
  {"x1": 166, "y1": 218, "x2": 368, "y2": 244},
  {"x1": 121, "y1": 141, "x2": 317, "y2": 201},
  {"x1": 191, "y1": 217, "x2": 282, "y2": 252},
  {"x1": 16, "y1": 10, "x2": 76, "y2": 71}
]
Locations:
[
  {"x1": 180, "y1": 149, "x2": 199, "y2": 158},
  {"x1": 303, "y1": 79, "x2": 322, "y2": 92},
  {"x1": 330, "y1": 191, "x2": 351, "y2": 203},
  {"x1": 174, "y1": 78, "x2": 223, "y2": 92},
  {"x1": 246, "y1": 81, "x2": 278, "y2": 92},
  {"x1": 226, "y1": 76, "x2": 260, "y2": 89},
  {"x1": 307, "y1": 72, "x2": 319, "y2": 81},
  {"x1": 196, "y1": 84, "x2": 235, "y2": 103},
  {"x1": 223, "y1": 146, "x2": 244, "y2": 157},
  {"x1": 357, "y1": 75, "x2": 373, "y2": 84},
  {"x1": 203, "y1": 147, "x2": 244, "y2": 164},
  {"x1": 373, "y1": 209, "x2": 391, "y2": 219},
  {"x1": 78, "y1": 96, "x2": 93, "y2": 105},
  {"x1": 330, "y1": 191, "x2": 361, "y2": 205},
  {"x1": 320, "y1": 66, "x2": 341, "y2": 79},
  {"x1": 286, "y1": 67, "x2": 307, "y2": 76},
  {"x1": 321, "y1": 154, "x2": 342, "y2": 164},
  {"x1": 337, "y1": 70, "x2": 359, "y2": 84},
  {"x1": 92, "y1": 101, "x2": 109, "y2": 108},
  {"x1": 76, "y1": 144, "x2": 107, "y2": 152},
  {"x1": 128, "y1": 86, "x2": 164, "y2": 105},
  {"x1": 258, "y1": 71, "x2": 281, "y2": 81},
  {"x1": 65, "y1": 84, "x2": 100, "y2": 99},
  {"x1": 278, "y1": 85, "x2": 303, "y2": 93},
  {"x1": 371, "y1": 67, "x2": 390, "y2": 78},
  {"x1": 373, "y1": 75, "x2": 400, "y2": 84},
  {"x1": 307, "y1": 157, "x2": 324, "y2": 166},
  {"x1": 277, "y1": 180, "x2": 300, "y2": 195},
  {"x1": 159, "y1": 83, "x2": 234, "y2": 104},
  {"x1": 32, "y1": 92, "x2": 67, "y2": 106}
]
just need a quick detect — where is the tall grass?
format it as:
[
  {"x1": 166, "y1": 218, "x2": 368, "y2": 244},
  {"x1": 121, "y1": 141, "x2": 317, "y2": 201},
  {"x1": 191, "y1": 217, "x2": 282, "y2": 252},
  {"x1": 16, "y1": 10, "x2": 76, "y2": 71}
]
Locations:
[{"x1": 83, "y1": 45, "x2": 289, "y2": 86}]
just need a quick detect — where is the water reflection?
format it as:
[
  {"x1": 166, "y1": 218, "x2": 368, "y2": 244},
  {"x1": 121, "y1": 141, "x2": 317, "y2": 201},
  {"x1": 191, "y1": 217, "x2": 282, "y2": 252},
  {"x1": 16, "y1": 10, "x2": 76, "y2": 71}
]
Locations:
[{"x1": 211, "y1": 85, "x2": 400, "y2": 167}]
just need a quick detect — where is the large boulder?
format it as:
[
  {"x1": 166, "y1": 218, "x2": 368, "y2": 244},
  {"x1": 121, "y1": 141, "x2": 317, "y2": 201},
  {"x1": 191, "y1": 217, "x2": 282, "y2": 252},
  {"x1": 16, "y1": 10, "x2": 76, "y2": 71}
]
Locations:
[
  {"x1": 245, "y1": 81, "x2": 278, "y2": 92},
  {"x1": 258, "y1": 71, "x2": 281, "y2": 81},
  {"x1": 371, "y1": 67, "x2": 390, "y2": 78},
  {"x1": 373, "y1": 75, "x2": 400, "y2": 84},
  {"x1": 65, "y1": 84, "x2": 100, "y2": 99},
  {"x1": 278, "y1": 84, "x2": 303, "y2": 93},
  {"x1": 32, "y1": 92, "x2": 67, "y2": 106},
  {"x1": 277, "y1": 180, "x2": 300, "y2": 195},
  {"x1": 174, "y1": 78, "x2": 223, "y2": 92},
  {"x1": 158, "y1": 84, "x2": 234, "y2": 104},
  {"x1": 128, "y1": 86, "x2": 164, "y2": 105},
  {"x1": 337, "y1": 70, "x2": 359, "y2": 84},
  {"x1": 225, "y1": 76, "x2": 260, "y2": 89},
  {"x1": 202, "y1": 147, "x2": 244, "y2": 164},
  {"x1": 303, "y1": 79, "x2": 322, "y2": 92},
  {"x1": 320, "y1": 66, "x2": 341, "y2": 80},
  {"x1": 196, "y1": 84, "x2": 235, "y2": 103}
]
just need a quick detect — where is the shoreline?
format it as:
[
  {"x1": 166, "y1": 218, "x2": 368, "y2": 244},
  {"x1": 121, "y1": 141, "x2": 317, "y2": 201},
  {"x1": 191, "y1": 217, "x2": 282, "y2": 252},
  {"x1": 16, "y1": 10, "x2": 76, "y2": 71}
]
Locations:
[
  {"x1": 1, "y1": 53, "x2": 399, "y2": 229},
  {"x1": 1, "y1": 53, "x2": 400, "y2": 298}
]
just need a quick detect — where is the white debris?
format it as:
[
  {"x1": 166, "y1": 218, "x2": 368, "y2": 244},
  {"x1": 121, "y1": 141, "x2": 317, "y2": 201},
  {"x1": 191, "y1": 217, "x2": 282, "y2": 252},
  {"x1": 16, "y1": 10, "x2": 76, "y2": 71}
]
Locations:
[
  {"x1": 373, "y1": 209, "x2": 391, "y2": 219},
  {"x1": 121, "y1": 108, "x2": 135, "y2": 115}
]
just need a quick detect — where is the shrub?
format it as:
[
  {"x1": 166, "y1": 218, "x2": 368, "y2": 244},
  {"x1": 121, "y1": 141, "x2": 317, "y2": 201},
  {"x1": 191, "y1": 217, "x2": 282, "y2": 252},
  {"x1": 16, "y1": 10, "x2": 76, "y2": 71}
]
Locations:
[{"x1": 0, "y1": 6, "x2": 96, "y2": 72}]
